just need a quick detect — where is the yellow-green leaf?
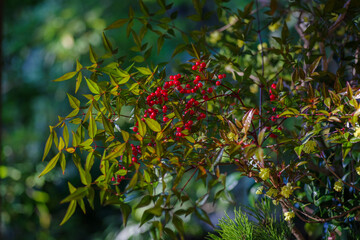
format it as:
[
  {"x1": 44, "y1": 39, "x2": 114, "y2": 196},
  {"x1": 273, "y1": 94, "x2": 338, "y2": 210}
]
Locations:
[
  {"x1": 39, "y1": 152, "x2": 61, "y2": 177},
  {"x1": 67, "y1": 93, "x2": 80, "y2": 109},
  {"x1": 59, "y1": 152, "x2": 66, "y2": 174},
  {"x1": 88, "y1": 115, "x2": 97, "y2": 139},
  {"x1": 136, "y1": 116, "x2": 147, "y2": 137},
  {"x1": 60, "y1": 200, "x2": 77, "y2": 225},
  {"x1": 85, "y1": 77, "x2": 100, "y2": 95},
  {"x1": 145, "y1": 118, "x2": 161, "y2": 132},
  {"x1": 42, "y1": 132, "x2": 53, "y2": 161},
  {"x1": 75, "y1": 71, "x2": 82, "y2": 94},
  {"x1": 121, "y1": 130, "x2": 130, "y2": 142},
  {"x1": 61, "y1": 187, "x2": 88, "y2": 203},
  {"x1": 136, "y1": 67, "x2": 152, "y2": 75},
  {"x1": 53, "y1": 71, "x2": 78, "y2": 82},
  {"x1": 102, "y1": 32, "x2": 113, "y2": 54},
  {"x1": 89, "y1": 45, "x2": 97, "y2": 64},
  {"x1": 104, "y1": 142, "x2": 126, "y2": 160}
]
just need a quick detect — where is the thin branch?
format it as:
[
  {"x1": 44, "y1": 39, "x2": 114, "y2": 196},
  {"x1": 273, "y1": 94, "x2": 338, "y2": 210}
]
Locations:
[{"x1": 255, "y1": 0, "x2": 265, "y2": 134}]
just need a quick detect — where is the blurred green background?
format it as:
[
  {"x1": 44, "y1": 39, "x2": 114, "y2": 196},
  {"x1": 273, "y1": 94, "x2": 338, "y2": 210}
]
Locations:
[{"x1": 1, "y1": 0, "x2": 256, "y2": 239}]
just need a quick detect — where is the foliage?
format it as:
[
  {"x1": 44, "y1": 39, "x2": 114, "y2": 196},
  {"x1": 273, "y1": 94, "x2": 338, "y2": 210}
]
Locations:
[
  {"x1": 40, "y1": 0, "x2": 360, "y2": 239},
  {"x1": 206, "y1": 199, "x2": 291, "y2": 240}
]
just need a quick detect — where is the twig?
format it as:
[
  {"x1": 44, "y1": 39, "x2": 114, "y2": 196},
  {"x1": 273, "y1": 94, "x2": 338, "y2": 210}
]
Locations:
[{"x1": 255, "y1": 0, "x2": 265, "y2": 134}]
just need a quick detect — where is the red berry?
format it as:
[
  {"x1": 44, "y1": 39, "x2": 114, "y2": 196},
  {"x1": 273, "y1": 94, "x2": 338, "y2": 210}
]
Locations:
[
  {"x1": 163, "y1": 116, "x2": 169, "y2": 122},
  {"x1": 132, "y1": 157, "x2": 137, "y2": 162},
  {"x1": 222, "y1": 74, "x2": 226, "y2": 78},
  {"x1": 169, "y1": 75, "x2": 174, "y2": 80},
  {"x1": 200, "y1": 62, "x2": 206, "y2": 68},
  {"x1": 133, "y1": 126, "x2": 138, "y2": 132},
  {"x1": 270, "y1": 94, "x2": 276, "y2": 101},
  {"x1": 195, "y1": 61, "x2": 200, "y2": 66},
  {"x1": 269, "y1": 133, "x2": 277, "y2": 139},
  {"x1": 186, "y1": 84, "x2": 191, "y2": 89},
  {"x1": 271, "y1": 83, "x2": 276, "y2": 89},
  {"x1": 218, "y1": 74, "x2": 223, "y2": 79},
  {"x1": 203, "y1": 95, "x2": 209, "y2": 101},
  {"x1": 201, "y1": 89, "x2": 206, "y2": 95},
  {"x1": 162, "y1": 105, "x2": 167, "y2": 113},
  {"x1": 197, "y1": 82, "x2": 203, "y2": 88},
  {"x1": 208, "y1": 87, "x2": 213, "y2": 93},
  {"x1": 195, "y1": 75, "x2": 201, "y2": 81},
  {"x1": 176, "y1": 127, "x2": 182, "y2": 132},
  {"x1": 176, "y1": 73, "x2": 181, "y2": 79},
  {"x1": 150, "y1": 112, "x2": 156, "y2": 119},
  {"x1": 216, "y1": 81, "x2": 221, "y2": 86},
  {"x1": 200, "y1": 113, "x2": 206, "y2": 118},
  {"x1": 192, "y1": 65, "x2": 197, "y2": 71}
]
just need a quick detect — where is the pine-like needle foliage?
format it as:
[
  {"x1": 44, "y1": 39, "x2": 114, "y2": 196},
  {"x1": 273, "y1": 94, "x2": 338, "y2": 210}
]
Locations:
[{"x1": 207, "y1": 199, "x2": 291, "y2": 240}]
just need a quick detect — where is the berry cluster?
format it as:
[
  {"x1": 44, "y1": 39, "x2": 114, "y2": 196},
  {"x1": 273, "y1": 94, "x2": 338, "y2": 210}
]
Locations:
[
  {"x1": 131, "y1": 60, "x2": 227, "y2": 140},
  {"x1": 112, "y1": 164, "x2": 126, "y2": 184},
  {"x1": 269, "y1": 83, "x2": 277, "y2": 101},
  {"x1": 130, "y1": 143, "x2": 142, "y2": 163}
]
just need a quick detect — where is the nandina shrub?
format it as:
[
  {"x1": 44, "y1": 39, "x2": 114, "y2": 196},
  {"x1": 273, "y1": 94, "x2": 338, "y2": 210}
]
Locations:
[{"x1": 41, "y1": 0, "x2": 360, "y2": 239}]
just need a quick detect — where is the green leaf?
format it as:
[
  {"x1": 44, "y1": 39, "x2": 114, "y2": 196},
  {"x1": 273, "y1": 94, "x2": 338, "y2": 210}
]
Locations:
[
  {"x1": 63, "y1": 124, "x2": 69, "y2": 148},
  {"x1": 294, "y1": 145, "x2": 304, "y2": 159},
  {"x1": 157, "y1": 35, "x2": 164, "y2": 54},
  {"x1": 195, "y1": 208, "x2": 214, "y2": 227},
  {"x1": 314, "y1": 195, "x2": 333, "y2": 206},
  {"x1": 104, "y1": 142, "x2": 127, "y2": 160},
  {"x1": 136, "y1": 67, "x2": 152, "y2": 75},
  {"x1": 60, "y1": 200, "x2": 77, "y2": 225},
  {"x1": 85, "y1": 77, "x2": 100, "y2": 95},
  {"x1": 126, "y1": 172, "x2": 139, "y2": 191},
  {"x1": 105, "y1": 19, "x2": 128, "y2": 30},
  {"x1": 88, "y1": 115, "x2": 97, "y2": 139},
  {"x1": 101, "y1": 114, "x2": 114, "y2": 136},
  {"x1": 342, "y1": 142, "x2": 352, "y2": 160},
  {"x1": 120, "y1": 203, "x2": 132, "y2": 226},
  {"x1": 102, "y1": 32, "x2": 113, "y2": 54},
  {"x1": 136, "y1": 116, "x2": 147, "y2": 137},
  {"x1": 121, "y1": 130, "x2": 130, "y2": 142},
  {"x1": 172, "y1": 214, "x2": 184, "y2": 234},
  {"x1": 42, "y1": 132, "x2": 53, "y2": 161},
  {"x1": 85, "y1": 151, "x2": 94, "y2": 172},
  {"x1": 135, "y1": 195, "x2": 152, "y2": 209},
  {"x1": 89, "y1": 45, "x2": 98, "y2": 64},
  {"x1": 145, "y1": 118, "x2": 161, "y2": 132},
  {"x1": 75, "y1": 71, "x2": 82, "y2": 94},
  {"x1": 172, "y1": 44, "x2": 187, "y2": 58},
  {"x1": 59, "y1": 152, "x2": 66, "y2": 174},
  {"x1": 53, "y1": 71, "x2": 78, "y2": 82},
  {"x1": 61, "y1": 187, "x2": 88, "y2": 203},
  {"x1": 67, "y1": 93, "x2": 80, "y2": 109},
  {"x1": 39, "y1": 152, "x2": 61, "y2": 177}
]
